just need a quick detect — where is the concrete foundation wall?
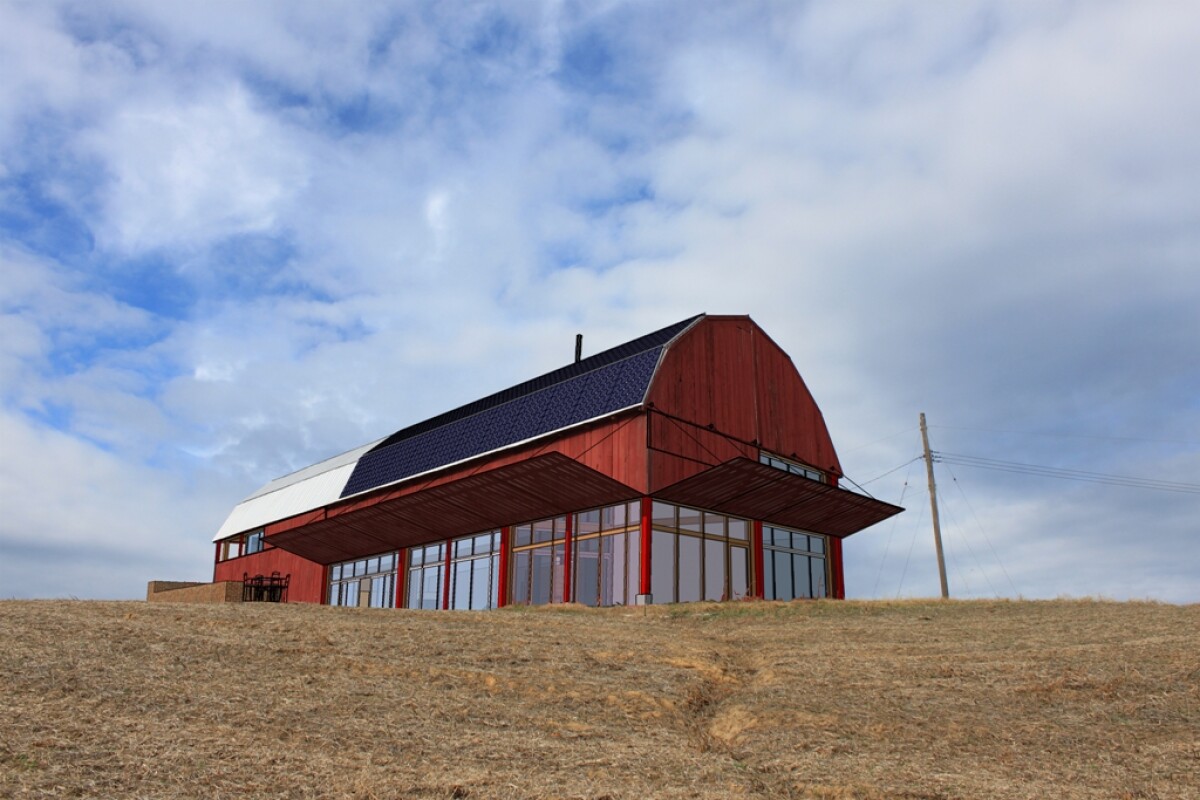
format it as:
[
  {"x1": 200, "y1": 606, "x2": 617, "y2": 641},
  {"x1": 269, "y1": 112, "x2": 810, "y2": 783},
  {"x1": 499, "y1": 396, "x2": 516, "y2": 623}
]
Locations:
[{"x1": 147, "y1": 580, "x2": 243, "y2": 604}]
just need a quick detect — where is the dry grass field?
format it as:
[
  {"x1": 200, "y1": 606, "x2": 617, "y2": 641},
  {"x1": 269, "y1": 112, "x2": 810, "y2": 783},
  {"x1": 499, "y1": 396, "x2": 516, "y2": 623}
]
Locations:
[{"x1": 1, "y1": 598, "x2": 1196, "y2": 799}]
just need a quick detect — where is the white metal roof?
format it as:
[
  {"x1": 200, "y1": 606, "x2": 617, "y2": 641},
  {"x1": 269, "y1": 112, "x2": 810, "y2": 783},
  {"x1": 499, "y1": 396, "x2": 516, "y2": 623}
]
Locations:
[{"x1": 213, "y1": 440, "x2": 380, "y2": 541}]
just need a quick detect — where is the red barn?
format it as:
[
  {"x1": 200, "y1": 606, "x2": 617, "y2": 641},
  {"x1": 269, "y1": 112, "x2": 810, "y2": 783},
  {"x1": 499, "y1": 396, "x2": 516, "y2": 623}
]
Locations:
[{"x1": 213, "y1": 314, "x2": 901, "y2": 608}]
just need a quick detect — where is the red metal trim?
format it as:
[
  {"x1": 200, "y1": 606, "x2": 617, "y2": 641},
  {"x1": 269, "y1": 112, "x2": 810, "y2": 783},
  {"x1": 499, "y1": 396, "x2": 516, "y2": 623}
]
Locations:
[
  {"x1": 395, "y1": 550, "x2": 407, "y2": 609},
  {"x1": 497, "y1": 526, "x2": 511, "y2": 608},
  {"x1": 562, "y1": 514, "x2": 574, "y2": 603},
  {"x1": 829, "y1": 536, "x2": 845, "y2": 600},
  {"x1": 639, "y1": 496, "x2": 652, "y2": 596},
  {"x1": 319, "y1": 563, "x2": 329, "y2": 605},
  {"x1": 442, "y1": 539, "x2": 452, "y2": 611},
  {"x1": 752, "y1": 520, "x2": 765, "y2": 599}
]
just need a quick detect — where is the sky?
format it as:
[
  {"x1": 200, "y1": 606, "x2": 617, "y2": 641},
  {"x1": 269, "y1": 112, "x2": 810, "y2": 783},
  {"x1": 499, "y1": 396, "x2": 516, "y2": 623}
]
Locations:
[{"x1": 1, "y1": 0, "x2": 1197, "y2": 603}]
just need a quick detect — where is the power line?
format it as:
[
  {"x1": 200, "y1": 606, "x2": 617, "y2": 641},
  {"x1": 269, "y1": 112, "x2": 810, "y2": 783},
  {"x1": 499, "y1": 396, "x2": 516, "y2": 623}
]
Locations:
[
  {"x1": 929, "y1": 424, "x2": 1200, "y2": 447},
  {"x1": 934, "y1": 452, "x2": 1200, "y2": 495}
]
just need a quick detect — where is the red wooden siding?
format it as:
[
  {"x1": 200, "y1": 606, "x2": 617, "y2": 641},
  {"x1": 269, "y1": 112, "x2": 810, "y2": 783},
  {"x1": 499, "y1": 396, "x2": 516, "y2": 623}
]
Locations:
[
  {"x1": 646, "y1": 316, "x2": 841, "y2": 492},
  {"x1": 213, "y1": 545, "x2": 326, "y2": 604}
]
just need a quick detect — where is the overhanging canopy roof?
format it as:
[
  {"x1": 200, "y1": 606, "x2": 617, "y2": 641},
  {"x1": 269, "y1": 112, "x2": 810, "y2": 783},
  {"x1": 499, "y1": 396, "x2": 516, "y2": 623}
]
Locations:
[
  {"x1": 655, "y1": 457, "x2": 903, "y2": 537},
  {"x1": 266, "y1": 453, "x2": 640, "y2": 564}
]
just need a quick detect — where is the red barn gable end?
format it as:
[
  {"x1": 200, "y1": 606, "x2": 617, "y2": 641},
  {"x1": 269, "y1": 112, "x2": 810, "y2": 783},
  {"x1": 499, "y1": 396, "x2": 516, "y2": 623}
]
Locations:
[{"x1": 212, "y1": 315, "x2": 902, "y2": 608}]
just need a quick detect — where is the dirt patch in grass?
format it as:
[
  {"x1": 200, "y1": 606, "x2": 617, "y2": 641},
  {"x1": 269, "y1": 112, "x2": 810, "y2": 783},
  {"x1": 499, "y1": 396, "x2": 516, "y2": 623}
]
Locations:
[{"x1": 1, "y1": 599, "x2": 1196, "y2": 799}]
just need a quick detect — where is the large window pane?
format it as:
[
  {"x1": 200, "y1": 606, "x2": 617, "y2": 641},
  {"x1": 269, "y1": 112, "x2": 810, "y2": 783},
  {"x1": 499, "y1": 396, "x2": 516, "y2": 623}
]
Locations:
[
  {"x1": 677, "y1": 535, "x2": 702, "y2": 603},
  {"x1": 792, "y1": 556, "x2": 811, "y2": 599},
  {"x1": 678, "y1": 507, "x2": 703, "y2": 533},
  {"x1": 421, "y1": 566, "x2": 441, "y2": 610},
  {"x1": 627, "y1": 528, "x2": 641, "y2": 603},
  {"x1": 651, "y1": 531, "x2": 676, "y2": 603},
  {"x1": 471, "y1": 557, "x2": 491, "y2": 610},
  {"x1": 512, "y1": 550, "x2": 531, "y2": 606},
  {"x1": 793, "y1": 554, "x2": 812, "y2": 599},
  {"x1": 601, "y1": 503, "x2": 627, "y2": 531},
  {"x1": 809, "y1": 535, "x2": 826, "y2": 555},
  {"x1": 603, "y1": 532, "x2": 625, "y2": 607},
  {"x1": 703, "y1": 513, "x2": 725, "y2": 538},
  {"x1": 574, "y1": 537, "x2": 600, "y2": 606},
  {"x1": 730, "y1": 546, "x2": 748, "y2": 600},
  {"x1": 773, "y1": 550, "x2": 792, "y2": 601},
  {"x1": 728, "y1": 518, "x2": 748, "y2": 540},
  {"x1": 531, "y1": 547, "x2": 553, "y2": 605},
  {"x1": 652, "y1": 501, "x2": 675, "y2": 529},
  {"x1": 533, "y1": 518, "x2": 553, "y2": 544},
  {"x1": 551, "y1": 543, "x2": 566, "y2": 603},
  {"x1": 811, "y1": 557, "x2": 827, "y2": 598},
  {"x1": 578, "y1": 509, "x2": 601, "y2": 536},
  {"x1": 515, "y1": 524, "x2": 533, "y2": 547},
  {"x1": 704, "y1": 538, "x2": 725, "y2": 601},
  {"x1": 407, "y1": 570, "x2": 421, "y2": 609},
  {"x1": 452, "y1": 560, "x2": 472, "y2": 610}
]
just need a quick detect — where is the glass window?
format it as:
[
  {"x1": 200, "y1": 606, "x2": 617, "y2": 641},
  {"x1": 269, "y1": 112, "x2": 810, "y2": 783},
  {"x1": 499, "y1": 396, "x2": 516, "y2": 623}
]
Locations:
[
  {"x1": 601, "y1": 503, "x2": 627, "y2": 531},
  {"x1": 410, "y1": 549, "x2": 424, "y2": 567},
  {"x1": 553, "y1": 517, "x2": 568, "y2": 541},
  {"x1": 703, "y1": 513, "x2": 724, "y2": 538},
  {"x1": 772, "y1": 550, "x2": 792, "y2": 601},
  {"x1": 454, "y1": 539, "x2": 473, "y2": 558},
  {"x1": 652, "y1": 501, "x2": 676, "y2": 529},
  {"x1": 551, "y1": 543, "x2": 566, "y2": 603},
  {"x1": 791, "y1": 532, "x2": 809, "y2": 552},
  {"x1": 512, "y1": 550, "x2": 531, "y2": 605},
  {"x1": 704, "y1": 538, "x2": 725, "y2": 601},
  {"x1": 810, "y1": 557, "x2": 827, "y2": 598},
  {"x1": 728, "y1": 518, "x2": 748, "y2": 540},
  {"x1": 794, "y1": 554, "x2": 813, "y2": 598},
  {"x1": 515, "y1": 524, "x2": 533, "y2": 547},
  {"x1": 627, "y1": 528, "x2": 641, "y2": 603},
  {"x1": 602, "y1": 532, "x2": 625, "y2": 607},
  {"x1": 331, "y1": 564, "x2": 343, "y2": 581},
  {"x1": 531, "y1": 547, "x2": 554, "y2": 605},
  {"x1": 533, "y1": 518, "x2": 553, "y2": 544},
  {"x1": 651, "y1": 531, "x2": 676, "y2": 603},
  {"x1": 574, "y1": 537, "x2": 600, "y2": 606},
  {"x1": 471, "y1": 556, "x2": 492, "y2": 610},
  {"x1": 474, "y1": 533, "x2": 494, "y2": 554},
  {"x1": 578, "y1": 509, "x2": 601, "y2": 536},
  {"x1": 678, "y1": 507, "x2": 703, "y2": 533},
  {"x1": 677, "y1": 535, "x2": 702, "y2": 603},
  {"x1": 452, "y1": 560, "x2": 472, "y2": 610},
  {"x1": 730, "y1": 546, "x2": 748, "y2": 600},
  {"x1": 421, "y1": 565, "x2": 442, "y2": 609},
  {"x1": 246, "y1": 530, "x2": 264, "y2": 555},
  {"x1": 809, "y1": 536, "x2": 826, "y2": 555}
]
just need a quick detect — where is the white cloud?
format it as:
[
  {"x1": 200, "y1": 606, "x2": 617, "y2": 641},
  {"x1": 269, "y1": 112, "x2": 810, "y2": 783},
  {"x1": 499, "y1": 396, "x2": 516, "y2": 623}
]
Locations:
[{"x1": 78, "y1": 86, "x2": 309, "y2": 253}]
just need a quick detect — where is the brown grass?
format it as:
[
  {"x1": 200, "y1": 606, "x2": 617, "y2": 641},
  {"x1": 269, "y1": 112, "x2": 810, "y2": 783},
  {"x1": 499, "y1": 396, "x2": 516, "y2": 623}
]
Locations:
[{"x1": 1, "y1": 598, "x2": 1196, "y2": 799}]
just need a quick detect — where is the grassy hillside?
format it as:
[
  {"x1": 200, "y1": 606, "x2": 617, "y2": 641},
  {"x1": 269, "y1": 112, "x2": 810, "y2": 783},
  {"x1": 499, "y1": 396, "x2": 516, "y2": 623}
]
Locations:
[{"x1": 1, "y1": 599, "x2": 1196, "y2": 799}]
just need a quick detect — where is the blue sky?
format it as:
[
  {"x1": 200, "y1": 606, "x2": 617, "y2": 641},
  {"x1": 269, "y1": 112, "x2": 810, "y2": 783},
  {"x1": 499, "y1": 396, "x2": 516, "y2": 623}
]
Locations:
[{"x1": 2, "y1": 0, "x2": 1198, "y2": 602}]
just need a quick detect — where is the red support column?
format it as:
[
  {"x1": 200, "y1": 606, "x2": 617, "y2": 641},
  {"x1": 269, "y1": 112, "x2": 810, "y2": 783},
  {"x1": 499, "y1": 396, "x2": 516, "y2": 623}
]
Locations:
[
  {"x1": 319, "y1": 564, "x2": 329, "y2": 605},
  {"x1": 497, "y1": 526, "x2": 511, "y2": 608},
  {"x1": 442, "y1": 540, "x2": 452, "y2": 611},
  {"x1": 829, "y1": 537, "x2": 845, "y2": 599},
  {"x1": 561, "y1": 514, "x2": 574, "y2": 604},
  {"x1": 752, "y1": 520, "x2": 766, "y2": 599},
  {"x1": 827, "y1": 475, "x2": 844, "y2": 599},
  {"x1": 639, "y1": 496, "x2": 652, "y2": 597},
  {"x1": 394, "y1": 550, "x2": 407, "y2": 609}
]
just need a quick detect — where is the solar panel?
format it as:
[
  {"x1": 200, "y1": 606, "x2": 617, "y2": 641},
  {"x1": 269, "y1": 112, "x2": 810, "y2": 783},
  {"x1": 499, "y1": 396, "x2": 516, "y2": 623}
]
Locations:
[{"x1": 340, "y1": 317, "x2": 699, "y2": 498}]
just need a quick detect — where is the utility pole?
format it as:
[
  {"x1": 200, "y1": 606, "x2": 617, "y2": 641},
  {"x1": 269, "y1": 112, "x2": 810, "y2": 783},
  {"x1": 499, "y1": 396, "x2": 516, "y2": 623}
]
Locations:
[{"x1": 920, "y1": 412, "x2": 950, "y2": 599}]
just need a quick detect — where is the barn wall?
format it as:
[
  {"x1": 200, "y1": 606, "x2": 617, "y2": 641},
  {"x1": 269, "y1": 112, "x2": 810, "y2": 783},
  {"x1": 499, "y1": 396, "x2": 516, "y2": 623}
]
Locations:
[
  {"x1": 213, "y1": 545, "x2": 326, "y2": 604},
  {"x1": 645, "y1": 316, "x2": 840, "y2": 491}
]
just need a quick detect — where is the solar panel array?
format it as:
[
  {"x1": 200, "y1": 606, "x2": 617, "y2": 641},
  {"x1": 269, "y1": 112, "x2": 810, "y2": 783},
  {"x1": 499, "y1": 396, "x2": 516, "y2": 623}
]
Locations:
[{"x1": 340, "y1": 315, "x2": 701, "y2": 498}]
